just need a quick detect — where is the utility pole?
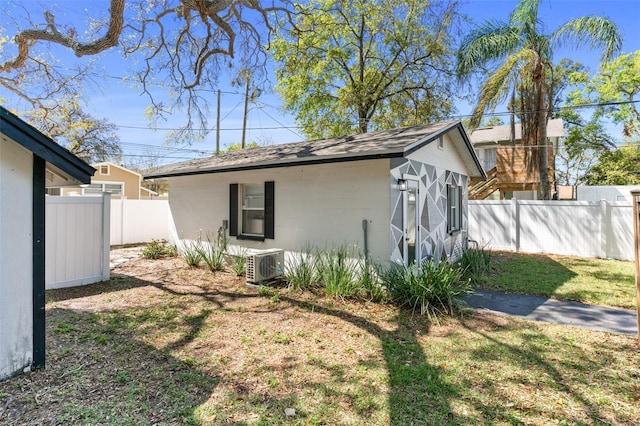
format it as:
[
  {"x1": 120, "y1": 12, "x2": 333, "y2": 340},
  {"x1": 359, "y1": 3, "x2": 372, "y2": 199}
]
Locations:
[
  {"x1": 216, "y1": 89, "x2": 221, "y2": 155},
  {"x1": 241, "y1": 73, "x2": 250, "y2": 149}
]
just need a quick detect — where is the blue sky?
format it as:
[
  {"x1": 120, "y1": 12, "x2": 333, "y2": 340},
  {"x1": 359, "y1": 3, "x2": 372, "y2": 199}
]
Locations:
[{"x1": 2, "y1": 0, "x2": 639, "y2": 166}]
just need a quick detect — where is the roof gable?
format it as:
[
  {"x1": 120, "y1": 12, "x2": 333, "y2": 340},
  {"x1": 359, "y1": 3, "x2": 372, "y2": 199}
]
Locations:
[
  {"x1": 145, "y1": 121, "x2": 485, "y2": 179},
  {"x1": 93, "y1": 162, "x2": 142, "y2": 178},
  {"x1": 1, "y1": 106, "x2": 94, "y2": 184}
]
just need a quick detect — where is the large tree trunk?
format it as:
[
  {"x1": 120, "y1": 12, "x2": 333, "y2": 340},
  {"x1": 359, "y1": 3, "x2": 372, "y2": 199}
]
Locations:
[
  {"x1": 537, "y1": 80, "x2": 549, "y2": 200},
  {"x1": 534, "y1": 62, "x2": 550, "y2": 200}
]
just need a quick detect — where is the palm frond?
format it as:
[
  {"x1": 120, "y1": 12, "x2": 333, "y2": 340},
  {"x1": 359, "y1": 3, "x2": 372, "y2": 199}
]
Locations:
[
  {"x1": 456, "y1": 21, "x2": 522, "y2": 78},
  {"x1": 469, "y1": 49, "x2": 536, "y2": 129},
  {"x1": 551, "y1": 16, "x2": 622, "y2": 62},
  {"x1": 509, "y1": 0, "x2": 540, "y2": 29}
]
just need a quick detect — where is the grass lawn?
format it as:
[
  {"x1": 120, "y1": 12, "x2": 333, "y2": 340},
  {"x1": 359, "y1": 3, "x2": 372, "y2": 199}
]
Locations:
[
  {"x1": 1, "y1": 255, "x2": 639, "y2": 425},
  {"x1": 483, "y1": 251, "x2": 637, "y2": 309}
]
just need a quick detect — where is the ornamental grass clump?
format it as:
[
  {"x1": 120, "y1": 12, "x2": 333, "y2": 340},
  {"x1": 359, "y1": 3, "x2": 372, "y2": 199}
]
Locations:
[
  {"x1": 285, "y1": 245, "x2": 318, "y2": 290},
  {"x1": 180, "y1": 239, "x2": 202, "y2": 267},
  {"x1": 358, "y1": 259, "x2": 389, "y2": 303},
  {"x1": 228, "y1": 247, "x2": 248, "y2": 276},
  {"x1": 195, "y1": 234, "x2": 228, "y2": 272},
  {"x1": 458, "y1": 247, "x2": 492, "y2": 285},
  {"x1": 315, "y1": 246, "x2": 361, "y2": 299},
  {"x1": 383, "y1": 259, "x2": 469, "y2": 319}
]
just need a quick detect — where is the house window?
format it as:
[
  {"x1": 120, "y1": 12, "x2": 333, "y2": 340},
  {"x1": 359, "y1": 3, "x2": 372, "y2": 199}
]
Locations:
[
  {"x1": 447, "y1": 184, "x2": 462, "y2": 233},
  {"x1": 99, "y1": 165, "x2": 110, "y2": 175},
  {"x1": 82, "y1": 182, "x2": 123, "y2": 196},
  {"x1": 229, "y1": 181, "x2": 274, "y2": 240},
  {"x1": 241, "y1": 184, "x2": 264, "y2": 236},
  {"x1": 483, "y1": 148, "x2": 497, "y2": 170}
]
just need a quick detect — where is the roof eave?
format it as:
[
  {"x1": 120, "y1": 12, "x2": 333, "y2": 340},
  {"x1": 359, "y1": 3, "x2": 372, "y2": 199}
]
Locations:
[
  {"x1": 144, "y1": 149, "x2": 405, "y2": 179},
  {"x1": 1, "y1": 107, "x2": 95, "y2": 183}
]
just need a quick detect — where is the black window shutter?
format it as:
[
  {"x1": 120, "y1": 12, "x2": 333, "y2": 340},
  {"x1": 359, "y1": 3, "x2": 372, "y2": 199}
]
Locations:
[
  {"x1": 446, "y1": 185, "x2": 452, "y2": 233},
  {"x1": 229, "y1": 183, "x2": 238, "y2": 236},
  {"x1": 264, "y1": 181, "x2": 275, "y2": 239},
  {"x1": 457, "y1": 185, "x2": 463, "y2": 228}
]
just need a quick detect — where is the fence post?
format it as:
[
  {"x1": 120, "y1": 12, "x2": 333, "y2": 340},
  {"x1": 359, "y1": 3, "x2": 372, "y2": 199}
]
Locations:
[
  {"x1": 600, "y1": 200, "x2": 610, "y2": 259},
  {"x1": 101, "y1": 193, "x2": 111, "y2": 281},
  {"x1": 631, "y1": 190, "x2": 640, "y2": 339},
  {"x1": 510, "y1": 198, "x2": 520, "y2": 252}
]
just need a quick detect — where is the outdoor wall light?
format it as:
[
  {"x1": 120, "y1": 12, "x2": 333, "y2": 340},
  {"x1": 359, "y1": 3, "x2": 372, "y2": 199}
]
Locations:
[{"x1": 397, "y1": 179, "x2": 407, "y2": 191}]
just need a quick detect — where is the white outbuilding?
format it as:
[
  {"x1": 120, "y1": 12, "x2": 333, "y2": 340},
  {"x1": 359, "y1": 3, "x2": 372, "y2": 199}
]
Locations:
[
  {"x1": 0, "y1": 106, "x2": 94, "y2": 380},
  {"x1": 145, "y1": 121, "x2": 485, "y2": 266}
]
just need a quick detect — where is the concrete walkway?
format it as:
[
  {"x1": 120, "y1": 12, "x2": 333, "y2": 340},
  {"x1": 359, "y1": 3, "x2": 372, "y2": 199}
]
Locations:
[{"x1": 466, "y1": 289, "x2": 638, "y2": 335}]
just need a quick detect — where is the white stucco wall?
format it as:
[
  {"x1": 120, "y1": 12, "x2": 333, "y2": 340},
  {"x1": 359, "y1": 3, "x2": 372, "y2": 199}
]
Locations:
[
  {"x1": 407, "y1": 133, "x2": 469, "y2": 175},
  {"x1": 0, "y1": 139, "x2": 33, "y2": 380},
  {"x1": 167, "y1": 159, "x2": 392, "y2": 262}
]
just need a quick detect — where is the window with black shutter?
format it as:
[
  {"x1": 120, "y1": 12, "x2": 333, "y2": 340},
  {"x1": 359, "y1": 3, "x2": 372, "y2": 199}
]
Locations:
[{"x1": 229, "y1": 181, "x2": 274, "y2": 240}]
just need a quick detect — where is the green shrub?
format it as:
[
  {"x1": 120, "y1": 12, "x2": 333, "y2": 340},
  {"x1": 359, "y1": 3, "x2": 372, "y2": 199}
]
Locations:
[
  {"x1": 195, "y1": 234, "x2": 228, "y2": 272},
  {"x1": 180, "y1": 240, "x2": 202, "y2": 267},
  {"x1": 458, "y1": 247, "x2": 492, "y2": 285},
  {"x1": 382, "y1": 259, "x2": 469, "y2": 319},
  {"x1": 141, "y1": 239, "x2": 176, "y2": 259}
]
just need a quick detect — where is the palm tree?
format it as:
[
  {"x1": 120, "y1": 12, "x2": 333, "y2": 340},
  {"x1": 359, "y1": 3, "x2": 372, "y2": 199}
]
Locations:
[{"x1": 456, "y1": 0, "x2": 622, "y2": 199}]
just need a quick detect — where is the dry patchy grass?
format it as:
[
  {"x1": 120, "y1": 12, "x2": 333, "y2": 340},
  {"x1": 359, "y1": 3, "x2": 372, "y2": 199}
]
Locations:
[{"x1": 1, "y1": 254, "x2": 639, "y2": 425}]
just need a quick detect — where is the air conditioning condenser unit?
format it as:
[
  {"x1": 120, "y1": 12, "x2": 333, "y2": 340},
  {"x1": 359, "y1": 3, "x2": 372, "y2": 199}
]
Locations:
[{"x1": 246, "y1": 249, "x2": 285, "y2": 284}]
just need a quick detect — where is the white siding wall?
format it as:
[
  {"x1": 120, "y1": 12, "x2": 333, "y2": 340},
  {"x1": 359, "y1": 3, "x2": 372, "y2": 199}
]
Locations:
[
  {"x1": 0, "y1": 140, "x2": 33, "y2": 380},
  {"x1": 469, "y1": 200, "x2": 633, "y2": 260},
  {"x1": 45, "y1": 195, "x2": 110, "y2": 289},
  {"x1": 168, "y1": 159, "x2": 391, "y2": 261}
]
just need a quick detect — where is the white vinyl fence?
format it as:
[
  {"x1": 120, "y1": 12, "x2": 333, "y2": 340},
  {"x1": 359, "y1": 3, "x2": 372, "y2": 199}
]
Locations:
[
  {"x1": 468, "y1": 200, "x2": 634, "y2": 260},
  {"x1": 46, "y1": 194, "x2": 110, "y2": 289},
  {"x1": 110, "y1": 199, "x2": 170, "y2": 245}
]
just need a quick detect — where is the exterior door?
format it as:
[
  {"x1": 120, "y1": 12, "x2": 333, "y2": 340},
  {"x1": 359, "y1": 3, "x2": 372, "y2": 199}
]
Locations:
[{"x1": 402, "y1": 179, "x2": 421, "y2": 265}]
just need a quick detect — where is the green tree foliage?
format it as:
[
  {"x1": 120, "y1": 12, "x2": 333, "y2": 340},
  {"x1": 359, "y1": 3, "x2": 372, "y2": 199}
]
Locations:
[
  {"x1": 456, "y1": 0, "x2": 622, "y2": 199},
  {"x1": 582, "y1": 143, "x2": 640, "y2": 185},
  {"x1": 222, "y1": 141, "x2": 261, "y2": 153},
  {"x1": 552, "y1": 60, "x2": 615, "y2": 185},
  {"x1": 482, "y1": 117, "x2": 505, "y2": 127},
  {"x1": 556, "y1": 108, "x2": 615, "y2": 185},
  {"x1": 271, "y1": 0, "x2": 461, "y2": 139},
  {"x1": 23, "y1": 97, "x2": 122, "y2": 164},
  {"x1": 575, "y1": 51, "x2": 640, "y2": 138}
]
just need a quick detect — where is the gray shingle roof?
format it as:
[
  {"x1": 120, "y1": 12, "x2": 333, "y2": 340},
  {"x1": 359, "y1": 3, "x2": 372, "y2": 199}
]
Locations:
[
  {"x1": 469, "y1": 118, "x2": 565, "y2": 144},
  {"x1": 145, "y1": 120, "x2": 485, "y2": 179}
]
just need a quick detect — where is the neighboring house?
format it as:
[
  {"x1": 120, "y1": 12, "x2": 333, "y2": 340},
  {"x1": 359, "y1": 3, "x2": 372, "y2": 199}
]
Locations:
[
  {"x1": 0, "y1": 106, "x2": 94, "y2": 381},
  {"x1": 558, "y1": 185, "x2": 640, "y2": 203},
  {"x1": 53, "y1": 162, "x2": 157, "y2": 199},
  {"x1": 468, "y1": 119, "x2": 565, "y2": 200},
  {"x1": 145, "y1": 121, "x2": 485, "y2": 265}
]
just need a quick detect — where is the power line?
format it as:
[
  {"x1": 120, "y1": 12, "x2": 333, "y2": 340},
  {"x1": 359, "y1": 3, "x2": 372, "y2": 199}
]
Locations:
[{"x1": 452, "y1": 99, "x2": 640, "y2": 121}]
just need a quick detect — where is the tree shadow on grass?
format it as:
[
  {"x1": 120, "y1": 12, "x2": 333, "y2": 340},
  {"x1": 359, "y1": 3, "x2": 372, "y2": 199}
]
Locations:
[
  {"x1": 0, "y1": 306, "x2": 219, "y2": 425},
  {"x1": 487, "y1": 252, "x2": 578, "y2": 297},
  {"x1": 459, "y1": 314, "x2": 621, "y2": 424},
  {"x1": 41, "y1": 265, "x2": 465, "y2": 424},
  {"x1": 278, "y1": 296, "x2": 461, "y2": 425}
]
